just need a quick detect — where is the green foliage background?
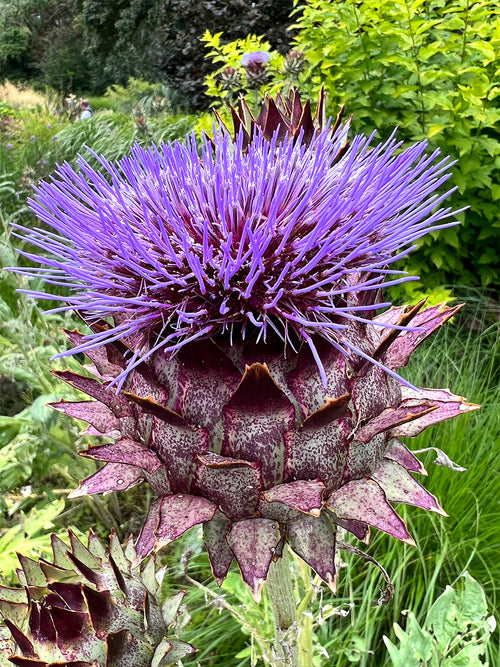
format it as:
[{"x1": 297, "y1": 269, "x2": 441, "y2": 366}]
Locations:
[
  {"x1": 202, "y1": 0, "x2": 500, "y2": 291},
  {"x1": 291, "y1": 0, "x2": 500, "y2": 289},
  {"x1": 0, "y1": 0, "x2": 296, "y2": 108}
]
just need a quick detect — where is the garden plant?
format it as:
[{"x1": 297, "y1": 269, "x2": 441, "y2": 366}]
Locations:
[
  {"x1": 1, "y1": 0, "x2": 499, "y2": 663},
  {"x1": 0, "y1": 85, "x2": 495, "y2": 666}
]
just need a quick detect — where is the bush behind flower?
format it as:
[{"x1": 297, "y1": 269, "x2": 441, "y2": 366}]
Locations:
[{"x1": 202, "y1": 0, "x2": 500, "y2": 291}]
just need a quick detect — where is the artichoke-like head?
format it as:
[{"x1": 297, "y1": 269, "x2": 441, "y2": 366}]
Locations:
[
  {"x1": 0, "y1": 530, "x2": 195, "y2": 666},
  {"x1": 48, "y1": 301, "x2": 477, "y2": 602},
  {"x1": 12, "y1": 91, "x2": 477, "y2": 601},
  {"x1": 213, "y1": 87, "x2": 338, "y2": 151}
]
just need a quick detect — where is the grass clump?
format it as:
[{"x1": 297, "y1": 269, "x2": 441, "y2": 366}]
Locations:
[{"x1": 0, "y1": 81, "x2": 48, "y2": 110}]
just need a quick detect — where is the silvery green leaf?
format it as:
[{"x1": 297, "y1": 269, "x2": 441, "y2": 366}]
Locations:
[
  {"x1": 383, "y1": 612, "x2": 433, "y2": 666},
  {"x1": 161, "y1": 591, "x2": 186, "y2": 628}
]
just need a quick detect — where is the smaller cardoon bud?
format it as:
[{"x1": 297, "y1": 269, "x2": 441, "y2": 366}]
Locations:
[
  {"x1": 135, "y1": 116, "x2": 149, "y2": 133},
  {"x1": 282, "y1": 49, "x2": 306, "y2": 78},
  {"x1": 241, "y1": 51, "x2": 271, "y2": 89},
  {"x1": 0, "y1": 530, "x2": 196, "y2": 666},
  {"x1": 151, "y1": 95, "x2": 168, "y2": 114},
  {"x1": 218, "y1": 66, "x2": 242, "y2": 93},
  {"x1": 20, "y1": 165, "x2": 37, "y2": 188},
  {"x1": 132, "y1": 105, "x2": 149, "y2": 134}
]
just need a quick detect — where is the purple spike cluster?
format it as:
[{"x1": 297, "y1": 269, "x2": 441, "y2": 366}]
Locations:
[{"x1": 15, "y1": 125, "x2": 457, "y2": 388}]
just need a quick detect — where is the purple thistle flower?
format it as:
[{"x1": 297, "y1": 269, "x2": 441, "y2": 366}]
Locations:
[
  {"x1": 241, "y1": 51, "x2": 271, "y2": 67},
  {"x1": 14, "y1": 124, "x2": 458, "y2": 389},
  {"x1": 30, "y1": 135, "x2": 36, "y2": 141},
  {"x1": 6, "y1": 143, "x2": 12, "y2": 149},
  {"x1": 11, "y1": 93, "x2": 477, "y2": 601}
]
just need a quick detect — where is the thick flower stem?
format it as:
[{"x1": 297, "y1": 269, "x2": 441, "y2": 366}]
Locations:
[
  {"x1": 266, "y1": 546, "x2": 299, "y2": 666},
  {"x1": 296, "y1": 559, "x2": 314, "y2": 666}
]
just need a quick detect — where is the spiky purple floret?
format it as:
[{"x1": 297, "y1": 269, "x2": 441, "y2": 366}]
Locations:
[
  {"x1": 241, "y1": 51, "x2": 271, "y2": 67},
  {"x1": 14, "y1": 124, "x2": 458, "y2": 388}
]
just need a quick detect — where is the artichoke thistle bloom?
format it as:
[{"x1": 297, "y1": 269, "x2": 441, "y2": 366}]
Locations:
[
  {"x1": 241, "y1": 51, "x2": 271, "y2": 89},
  {"x1": 241, "y1": 51, "x2": 271, "y2": 67},
  {"x1": 0, "y1": 530, "x2": 195, "y2": 666},
  {"x1": 13, "y1": 92, "x2": 477, "y2": 601}
]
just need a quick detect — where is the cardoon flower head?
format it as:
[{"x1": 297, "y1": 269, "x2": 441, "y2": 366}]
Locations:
[
  {"x1": 241, "y1": 51, "x2": 271, "y2": 89},
  {"x1": 241, "y1": 51, "x2": 271, "y2": 67},
  {"x1": 16, "y1": 114, "x2": 455, "y2": 388},
  {"x1": 12, "y1": 91, "x2": 477, "y2": 601}
]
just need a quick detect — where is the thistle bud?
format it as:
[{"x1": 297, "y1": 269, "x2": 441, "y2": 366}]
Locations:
[{"x1": 241, "y1": 51, "x2": 271, "y2": 89}]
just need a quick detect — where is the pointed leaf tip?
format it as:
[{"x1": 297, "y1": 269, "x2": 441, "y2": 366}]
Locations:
[
  {"x1": 153, "y1": 495, "x2": 218, "y2": 552},
  {"x1": 327, "y1": 479, "x2": 415, "y2": 545},
  {"x1": 68, "y1": 463, "x2": 144, "y2": 498},
  {"x1": 288, "y1": 514, "x2": 337, "y2": 590},
  {"x1": 372, "y1": 460, "x2": 447, "y2": 516},
  {"x1": 227, "y1": 519, "x2": 280, "y2": 602},
  {"x1": 263, "y1": 479, "x2": 325, "y2": 517},
  {"x1": 203, "y1": 519, "x2": 234, "y2": 586}
]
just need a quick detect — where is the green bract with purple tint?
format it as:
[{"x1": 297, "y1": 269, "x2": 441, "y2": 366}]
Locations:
[
  {"x1": 15, "y1": 124, "x2": 457, "y2": 389},
  {"x1": 0, "y1": 530, "x2": 195, "y2": 666}
]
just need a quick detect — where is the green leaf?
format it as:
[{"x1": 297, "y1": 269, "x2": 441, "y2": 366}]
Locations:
[
  {"x1": 491, "y1": 184, "x2": 500, "y2": 201},
  {"x1": 426, "y1": 585, "x2": 459, "y2": 651},
  {"x1": 455, "y1": 572, "x2": 488, "y2": 624},
  {"x1": 383, "y1": 613, "x2": 433, "y2": 666},
  {"x1": 427, "y1": 124, "x2": 445, "y2": 138},
  {"x1": 29, "y1": 393, "x2": 64, "y2": 424},
  {"x1": 385, "y1": 575, "x2": 495, "y2": 666},
  {"x1": 0, "y1": 500, "x2": 65, "y2": 584},
  {"x1": 468, "y1": 41, "x2": 496, "y2": 64}
]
